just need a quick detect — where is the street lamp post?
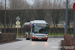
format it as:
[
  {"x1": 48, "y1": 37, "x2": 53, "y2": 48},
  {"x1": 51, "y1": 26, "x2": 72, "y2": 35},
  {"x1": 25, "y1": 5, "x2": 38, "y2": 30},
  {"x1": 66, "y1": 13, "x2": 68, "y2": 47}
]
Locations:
[
  {"x1": 4, "y1": 0, "x2": 6, "y2": 33},
  {"x1": 73, "y1": 3, "x2": 75, "y2": 38},
  {"x1": 65, "y1": 0, "x2": 68, "y2": 34},
  {"x1": 74, "y1": 11, "x2": 75, "y2": 38}
]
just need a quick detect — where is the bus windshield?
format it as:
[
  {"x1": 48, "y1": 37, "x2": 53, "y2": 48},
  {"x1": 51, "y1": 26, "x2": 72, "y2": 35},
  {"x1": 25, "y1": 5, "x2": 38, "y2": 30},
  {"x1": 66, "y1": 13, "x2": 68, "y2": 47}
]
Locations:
[{"x1": 33, "y1": 24, "x2": 49, "y2": 34}]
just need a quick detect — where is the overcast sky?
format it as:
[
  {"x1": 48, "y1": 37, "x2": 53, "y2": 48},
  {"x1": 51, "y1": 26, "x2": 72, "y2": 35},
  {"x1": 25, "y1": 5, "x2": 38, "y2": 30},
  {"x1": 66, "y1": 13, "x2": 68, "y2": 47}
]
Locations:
[{"x1": 0, "y1": 0, "x2": 75, "y2": 7}]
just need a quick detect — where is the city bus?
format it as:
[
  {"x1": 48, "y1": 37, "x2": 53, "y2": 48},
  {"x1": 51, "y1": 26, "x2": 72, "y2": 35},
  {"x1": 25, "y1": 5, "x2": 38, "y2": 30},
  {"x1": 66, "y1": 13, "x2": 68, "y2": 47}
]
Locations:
[{"x1": 24, "y1": 20, "x2": 49, "y2": 41}]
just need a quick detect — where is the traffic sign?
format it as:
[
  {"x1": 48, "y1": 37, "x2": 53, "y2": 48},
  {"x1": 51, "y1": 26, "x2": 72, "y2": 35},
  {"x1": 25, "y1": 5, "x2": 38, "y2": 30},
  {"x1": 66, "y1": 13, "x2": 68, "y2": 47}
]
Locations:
[
  {"x1": 64, "y1": 23, "x2": 66, "y2": 25},
  {"x1": 16, "y1": 16, "x2": 20, "y2": 20},
  {"x1": 15, "y1": 17, "x2": 20, "y2": 38},
  {"x1": 64, "y1": 23, "x2": 66, "y2": 27},
  {"x1": 16, "y1": 21, "x2": 20, "y2": 25},
  {"x1": 64, "y1": 25, "x2": 66, "y2": 27},
  {"x1": 16, "y1": 21, "x2": 20, "y2": 28},
  {"x1": 73, "y1": 3, "x2": 75, "y2": 11},
  {"x1": 16, "y1": 25, "x2": 21, "y2": 28}
]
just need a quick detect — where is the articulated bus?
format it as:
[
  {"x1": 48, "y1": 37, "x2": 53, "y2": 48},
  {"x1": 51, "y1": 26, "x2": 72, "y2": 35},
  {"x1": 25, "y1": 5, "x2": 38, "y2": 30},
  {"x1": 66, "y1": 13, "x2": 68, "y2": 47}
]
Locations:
[{"x1": 24, "y1": 20, "x2": 49, "y2": 41}]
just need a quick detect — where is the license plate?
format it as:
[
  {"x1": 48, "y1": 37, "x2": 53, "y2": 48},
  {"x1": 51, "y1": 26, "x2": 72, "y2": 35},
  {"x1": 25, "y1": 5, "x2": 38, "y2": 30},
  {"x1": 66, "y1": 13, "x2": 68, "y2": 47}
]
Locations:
[{"x1": 38, "y1": 38, "x2": 41, "y2": 39}]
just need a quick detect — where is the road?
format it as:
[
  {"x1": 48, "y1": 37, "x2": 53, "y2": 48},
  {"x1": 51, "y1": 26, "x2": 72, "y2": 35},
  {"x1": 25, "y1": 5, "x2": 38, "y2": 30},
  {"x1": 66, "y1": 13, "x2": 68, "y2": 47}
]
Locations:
[{"x1": 0, "y1": 38, "x2": 64, "y2": 50}]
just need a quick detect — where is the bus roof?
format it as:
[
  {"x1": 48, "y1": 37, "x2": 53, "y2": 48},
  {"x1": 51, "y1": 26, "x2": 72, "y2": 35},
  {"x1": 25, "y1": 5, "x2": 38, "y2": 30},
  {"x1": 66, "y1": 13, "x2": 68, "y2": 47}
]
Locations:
[
  {"x1": 24, "y1": 20, "x2": 48, "y2": 25},
  {"x1": 24, "y1": 22, "x2": 30, "y2": 25},
  {"x1": 30, "y1": 20, "x2": 47, "y2": 24}
]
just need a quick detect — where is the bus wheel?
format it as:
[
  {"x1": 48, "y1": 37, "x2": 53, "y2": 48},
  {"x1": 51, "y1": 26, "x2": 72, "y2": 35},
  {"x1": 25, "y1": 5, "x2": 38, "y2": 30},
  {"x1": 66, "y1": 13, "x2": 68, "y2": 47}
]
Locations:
[
  {"x1": 26, "y1": 38, "x2": 27, "y2": 40},
  {"x1": 45, "y1": 40, "x2": 47, "y2": 41},
  {"x1": 32, "y1": 39, "x2": 34, "y2": 41},
  {"x1": 26, "y1": 38, "x2": 28, "y2": 40}
]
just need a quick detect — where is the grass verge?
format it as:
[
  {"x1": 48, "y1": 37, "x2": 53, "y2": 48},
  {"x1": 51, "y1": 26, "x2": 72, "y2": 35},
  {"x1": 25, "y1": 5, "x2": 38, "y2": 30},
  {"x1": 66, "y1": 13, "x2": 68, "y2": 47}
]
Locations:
[
  {"x1": 48, "y1": 33, "x2": 73, "y2": 36},
  {"x1": 17, "y1": 33, "x2": 73, "y2": 36}
]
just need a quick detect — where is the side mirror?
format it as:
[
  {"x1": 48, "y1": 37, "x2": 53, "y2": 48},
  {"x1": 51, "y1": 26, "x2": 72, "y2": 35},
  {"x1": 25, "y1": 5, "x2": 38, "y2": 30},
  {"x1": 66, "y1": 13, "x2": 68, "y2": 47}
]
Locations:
[{"x1": 46, "y1": 25, "x2": 49, "y2": 30}]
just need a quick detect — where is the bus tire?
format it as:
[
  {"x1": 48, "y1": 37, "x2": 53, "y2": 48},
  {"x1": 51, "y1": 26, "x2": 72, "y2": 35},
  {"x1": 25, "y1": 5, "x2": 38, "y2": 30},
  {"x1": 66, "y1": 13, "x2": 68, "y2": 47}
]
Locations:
[
  {"x1": 26, "y1": 38, "x2": 27, "y2": 40},
  {"x1": 32, "y1": 39, "x2": 34, "y2": 41},
  {"x1": 26, "y1": 38, "x2": 28, "y2": 40},
  {"x1": 45, "y1": 40, "x2": 47, "y2": 41}
]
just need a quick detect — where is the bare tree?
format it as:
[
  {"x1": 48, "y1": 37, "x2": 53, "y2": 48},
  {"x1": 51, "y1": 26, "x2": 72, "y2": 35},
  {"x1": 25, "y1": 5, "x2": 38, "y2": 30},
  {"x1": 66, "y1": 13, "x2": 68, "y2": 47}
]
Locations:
[
  {"x1": 41, "y1": 0, "x2": 52, "y2": 9},
  {"x1": 9, "y1": 0, "x2": 30, "y2": 9},
  {"x1": 33, "y1": 0, "x2": 42, "y2": 9},
  {"x1": 0, "y1": 1, "x2": 4, "y2": 28},
  {"x1": 50, "y1": 0, "x2": 63, "y2": 27},
  {"x1": 0, "y1": 0, "x2": 4, "y2": 9}
]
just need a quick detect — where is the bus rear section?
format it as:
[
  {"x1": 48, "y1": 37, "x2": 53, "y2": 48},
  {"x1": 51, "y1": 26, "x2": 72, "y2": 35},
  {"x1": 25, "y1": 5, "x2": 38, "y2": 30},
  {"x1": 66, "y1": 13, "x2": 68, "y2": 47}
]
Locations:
[{"x1": 24, "y1": 22, "x2": 31, "y2": 40}]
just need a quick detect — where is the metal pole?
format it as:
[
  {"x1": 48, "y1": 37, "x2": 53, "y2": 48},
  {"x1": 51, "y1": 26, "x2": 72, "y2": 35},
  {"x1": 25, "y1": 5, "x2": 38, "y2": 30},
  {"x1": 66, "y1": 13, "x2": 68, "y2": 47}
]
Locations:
[
  {"x1": 65, "y1": 0, "x2": 68, "y2": 34},
  {"x1": 4, "y1": 0, "x2": 6, "y2": 33},
  {"x1": 17, "y1": 28, "x2": 18, "y2": 38},
  {"x1": 74, "y1": 11, "x2": 75, "y2": 38}
]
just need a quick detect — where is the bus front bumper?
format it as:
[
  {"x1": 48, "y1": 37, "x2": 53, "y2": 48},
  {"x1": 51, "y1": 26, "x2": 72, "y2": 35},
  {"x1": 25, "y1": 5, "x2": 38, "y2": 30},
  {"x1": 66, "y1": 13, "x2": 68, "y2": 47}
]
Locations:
[{"x1": 31, "y1": 36, "x2": 48, "y2": 40}]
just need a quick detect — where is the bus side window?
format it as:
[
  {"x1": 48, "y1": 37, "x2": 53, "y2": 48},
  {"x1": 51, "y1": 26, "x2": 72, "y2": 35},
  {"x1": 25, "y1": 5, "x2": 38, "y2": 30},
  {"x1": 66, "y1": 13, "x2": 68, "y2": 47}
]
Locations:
[{"x1": 46, "y1": 24, "x2": 49, "y2": 31}]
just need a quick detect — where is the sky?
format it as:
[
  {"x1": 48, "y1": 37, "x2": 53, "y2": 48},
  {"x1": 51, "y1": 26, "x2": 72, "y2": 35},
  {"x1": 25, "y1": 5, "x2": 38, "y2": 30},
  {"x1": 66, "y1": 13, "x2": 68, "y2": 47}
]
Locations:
[
  {"x1": 0, "y1": 0, "x2": 75, "y2": 8},
  {"x1": 0, "y1": 0, "x2": 74, "y2": 5},
  {"x1": 26, "y1": 0, "x2": 34, "y2": 5},
  {"x1": 26, "y1": 0, "x2": 74, "y2": 5}
]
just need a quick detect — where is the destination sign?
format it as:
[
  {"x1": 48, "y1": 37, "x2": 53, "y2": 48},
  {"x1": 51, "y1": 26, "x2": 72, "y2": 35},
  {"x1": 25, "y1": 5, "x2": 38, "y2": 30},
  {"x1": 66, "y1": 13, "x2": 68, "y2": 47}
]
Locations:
[{"x1": 34, "y1": 24, "x2": 46, "y2": 26}]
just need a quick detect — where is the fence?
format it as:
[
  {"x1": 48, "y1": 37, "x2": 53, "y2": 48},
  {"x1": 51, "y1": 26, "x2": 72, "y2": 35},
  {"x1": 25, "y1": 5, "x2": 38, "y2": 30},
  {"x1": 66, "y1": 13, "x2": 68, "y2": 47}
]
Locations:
[
  {"x1": 0, "y1": 33, "x2": 16, "y2": 42},
  {"x1": 0, "y1": 28, "x2": 73, "y2": 34}
]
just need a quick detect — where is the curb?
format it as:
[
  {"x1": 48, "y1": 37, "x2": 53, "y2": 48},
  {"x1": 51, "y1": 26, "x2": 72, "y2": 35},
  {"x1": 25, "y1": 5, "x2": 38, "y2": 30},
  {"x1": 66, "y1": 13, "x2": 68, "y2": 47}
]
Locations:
[
  {"x1": 60, "y1": 40, "x2": 64, "y2": 50},
  {"x1": 18, "y1": 36, "x2": 64, "y2": 38},
  {"x1": 48, "y1": 36, "x2": 64, "y2": 38}
]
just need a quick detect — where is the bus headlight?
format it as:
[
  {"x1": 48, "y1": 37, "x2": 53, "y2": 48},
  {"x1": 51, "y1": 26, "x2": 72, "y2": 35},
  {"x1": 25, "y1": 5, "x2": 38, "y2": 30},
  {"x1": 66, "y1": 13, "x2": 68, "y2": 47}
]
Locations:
[
  {"x1": 32, "y1": 35, "x2": 35, "y2": 37},
  {"x1": 46, "y1": 36, "x2": 48, "y2": 37}
]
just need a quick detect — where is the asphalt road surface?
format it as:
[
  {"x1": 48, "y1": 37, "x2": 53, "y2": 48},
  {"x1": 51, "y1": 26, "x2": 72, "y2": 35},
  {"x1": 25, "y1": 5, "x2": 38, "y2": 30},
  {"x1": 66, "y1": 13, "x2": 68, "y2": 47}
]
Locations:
[{"x1": 0, "y1": 38, "x2": 64, "y2": 50}]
